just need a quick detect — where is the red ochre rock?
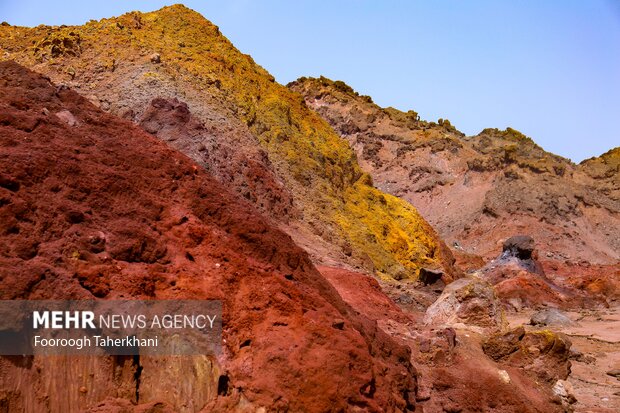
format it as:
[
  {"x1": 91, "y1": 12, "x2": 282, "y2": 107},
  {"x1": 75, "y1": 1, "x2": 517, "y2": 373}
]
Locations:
[{"x1": 0, "y1": 5, "x2": 459, "y2": 282}]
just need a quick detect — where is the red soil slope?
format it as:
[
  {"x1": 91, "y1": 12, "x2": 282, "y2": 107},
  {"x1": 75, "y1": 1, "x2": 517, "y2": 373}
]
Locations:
[{"x1": 0, "y1": 61, "x2": 417, "y2": 412}]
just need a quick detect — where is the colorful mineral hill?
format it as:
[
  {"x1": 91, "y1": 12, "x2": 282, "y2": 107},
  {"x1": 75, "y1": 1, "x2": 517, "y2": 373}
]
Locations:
[
  {"x1": 1, "y1": 3, "x2": 619, "y2": 412},
  {"x1": 0, "y1": 4, "x2": 457, "y2": 282}
]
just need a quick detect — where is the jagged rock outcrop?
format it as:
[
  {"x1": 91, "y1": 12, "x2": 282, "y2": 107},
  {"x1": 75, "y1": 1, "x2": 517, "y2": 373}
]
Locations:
[
  {"x1": 289, "y1": 77, "x2": 620, "y2": 270},
  {"x1": 0, "y1": 61, "x2": 419, "y2": 412},
  {"x1": 0, "y1": 5, "x2": 458, "y2": 281},
  {"x1": 323, "y1": 266, "x2": 570, "y2": 412},
  {"x1": 498, "y1": 235, "x2": 544, "y2": 274}
]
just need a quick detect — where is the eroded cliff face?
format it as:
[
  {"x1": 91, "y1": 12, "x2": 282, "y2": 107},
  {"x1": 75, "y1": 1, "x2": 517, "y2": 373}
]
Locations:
[
  {"x1": 0, "y1": 61, "x2": 420, "y2": 412},
  {"x1": 289, "y1": 76, "x2": 620, "y2": 267},
  {"x1": 0, "y1": 4, "x2": 457, "y2": 282}
]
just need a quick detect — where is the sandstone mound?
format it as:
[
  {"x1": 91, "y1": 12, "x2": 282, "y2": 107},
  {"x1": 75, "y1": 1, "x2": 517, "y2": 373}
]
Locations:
[{"x1": 0, "y1": 61, "x2": 418, "y2": 412}]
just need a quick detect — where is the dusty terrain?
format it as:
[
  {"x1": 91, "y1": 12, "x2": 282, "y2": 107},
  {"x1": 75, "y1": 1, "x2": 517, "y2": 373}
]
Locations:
[
  {"x1": 506, "y1": 307, "x2": 620, "y2": 413},
  {"x1": 321, "y1": 266, "x2": 576, "y2": 412},
  {"x1": 321, "y1": 254, "x2": 620, "y2": 412}
]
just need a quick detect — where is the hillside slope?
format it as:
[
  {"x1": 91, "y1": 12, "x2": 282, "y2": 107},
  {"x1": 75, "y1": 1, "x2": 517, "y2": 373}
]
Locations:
[
  {"x1": 290, "y1": 76, "x2": 620, "y2": 266},
  {"x1": 0, "y1": 61, "x2": 419, "y2": 412},
  {"x1": 0, "y1": 5, "x2": 457, "y2": 281}
]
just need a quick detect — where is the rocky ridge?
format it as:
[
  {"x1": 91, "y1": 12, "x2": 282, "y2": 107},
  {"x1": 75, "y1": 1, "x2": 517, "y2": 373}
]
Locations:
[{"x1": 289, "y1": 76, "x2": 620, "y2": 268}]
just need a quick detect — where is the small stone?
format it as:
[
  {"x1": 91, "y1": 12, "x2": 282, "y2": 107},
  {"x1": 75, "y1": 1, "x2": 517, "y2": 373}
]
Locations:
[
  {"x1": 79, "y1": 386, "x2": 87, "y2": 394},
  {"x1": 150, "y1": 53, "x2": 161, "y2": 64},
  {"x1": 415, "y1": 380, "x2": 432, "y2": 401},
  {"x1": 443, "y1": 327, "x2": 457, "y2": 349},
  {"x1": 55, "y1": 109, "x2": 78, "y2": 127},
  {"x1": 418, "y1": 338, "x2": 431, "y2": 353},
  {"x1": 530, "y1": 308, "x2": 574, "y2": 327},
  {"x1": 552, "y1": 380, "x2": 577, "y2": 406},
  {"x1": 606, "y1": 369, "x2": 620, "y2": 378},
  {"x1": 498, "y1": 370, "x2": 510, "y2": 384},
  {"x1": 332, "y1": 319, "x2": 345, "y2": 330},
  {"x1": 507, "y1": 297, "x2": 523, "y2": 311}
]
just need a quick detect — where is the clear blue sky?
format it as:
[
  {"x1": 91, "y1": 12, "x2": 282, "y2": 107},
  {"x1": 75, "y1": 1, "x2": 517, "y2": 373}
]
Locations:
[{"x1": 2, "y1": 1, "x2": 619, "y2": 162}]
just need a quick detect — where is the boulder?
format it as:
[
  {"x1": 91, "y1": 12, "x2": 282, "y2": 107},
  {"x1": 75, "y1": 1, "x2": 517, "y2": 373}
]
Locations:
[
  {"x1": 496, "y1": 235, "x2": 544, "y2": 275},
  {"x1": 423, "y1": 277, "x2": 506, "y2": 332},
  {"x1": 418, "y1": 267, "x2": 444, "y2": 286},
  {"x1": 530, "y1": 308, "x2": 575, "y2": 327},
  {"x1": 493, "y1": 271, "x2": 567, "y2": 308},
  {"x1": 483, "y1": 327, "x2": 572, "y2": 384},
  {"x1": 482, "y1": 325, "x2": 526, "y2": 360}
]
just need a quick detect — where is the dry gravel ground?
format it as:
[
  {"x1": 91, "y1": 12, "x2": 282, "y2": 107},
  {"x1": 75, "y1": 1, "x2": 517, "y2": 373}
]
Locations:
[{"x1": 507, "y1": 306, "x2": 620, "y2": 412}]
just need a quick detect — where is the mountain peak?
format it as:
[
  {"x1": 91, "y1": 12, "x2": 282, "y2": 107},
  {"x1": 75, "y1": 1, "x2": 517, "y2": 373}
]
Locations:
[{"x1": 143, "y1": 3, "x2": 218, "y2": 27}]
